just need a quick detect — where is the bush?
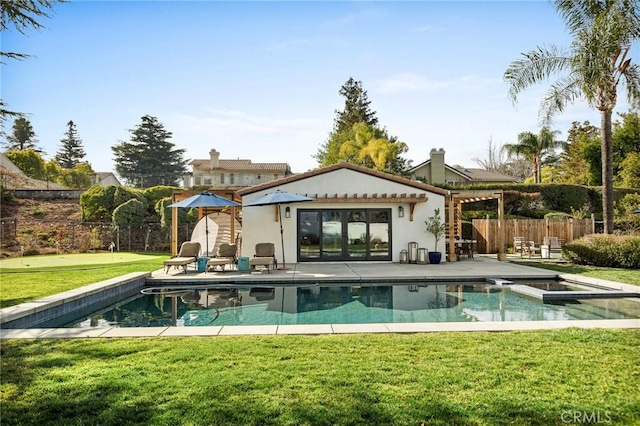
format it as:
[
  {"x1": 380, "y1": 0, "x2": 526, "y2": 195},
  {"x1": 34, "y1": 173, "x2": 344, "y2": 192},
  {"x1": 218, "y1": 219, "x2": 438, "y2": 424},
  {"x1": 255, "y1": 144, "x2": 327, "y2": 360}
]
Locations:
[
  {"x1": 80, "y1": 185, "x2": 146, "y2": 222},
  {"x1": 563, "y1": 234, "x2": 640, "y2": 269},
  {"x1": 143, "y1": 185, "x2": 181, "y2": 215},
  {"x1": 112, "y1": 199, "x2": 146, "y2": 227}
]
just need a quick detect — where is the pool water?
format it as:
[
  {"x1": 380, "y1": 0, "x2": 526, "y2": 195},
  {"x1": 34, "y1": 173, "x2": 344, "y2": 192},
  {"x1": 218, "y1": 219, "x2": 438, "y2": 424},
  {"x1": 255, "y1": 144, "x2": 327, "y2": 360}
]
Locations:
[{"x1": 66, "y1": 282, "x2": 640, "y2": 328}]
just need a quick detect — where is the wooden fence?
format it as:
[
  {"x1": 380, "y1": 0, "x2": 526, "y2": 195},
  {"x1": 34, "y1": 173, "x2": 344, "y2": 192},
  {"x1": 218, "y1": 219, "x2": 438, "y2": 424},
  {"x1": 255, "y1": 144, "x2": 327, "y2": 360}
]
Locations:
[{"x1": 472, "y1": 218, "x2": 594, "y2": 254}]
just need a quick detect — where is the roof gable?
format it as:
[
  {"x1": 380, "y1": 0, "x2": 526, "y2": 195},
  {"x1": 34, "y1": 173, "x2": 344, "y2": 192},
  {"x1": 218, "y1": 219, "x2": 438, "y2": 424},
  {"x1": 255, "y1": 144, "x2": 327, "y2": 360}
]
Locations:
[{"x1": 237, "y1": 162, "x2": 448, "y2": 196}]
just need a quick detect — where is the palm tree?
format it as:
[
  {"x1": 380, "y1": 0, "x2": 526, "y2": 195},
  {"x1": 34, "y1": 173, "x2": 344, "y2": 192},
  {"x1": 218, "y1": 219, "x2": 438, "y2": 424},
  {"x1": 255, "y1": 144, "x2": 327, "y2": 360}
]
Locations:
[
  {"x1": 503, "y1": 127, "x2": 563, "y2": 183},
  {"x1": 504, "y1": 0, "x2": 640, "y2": 234},
  {"x1": 339, "y1": 122, "x2": 406, "y2": 172}
]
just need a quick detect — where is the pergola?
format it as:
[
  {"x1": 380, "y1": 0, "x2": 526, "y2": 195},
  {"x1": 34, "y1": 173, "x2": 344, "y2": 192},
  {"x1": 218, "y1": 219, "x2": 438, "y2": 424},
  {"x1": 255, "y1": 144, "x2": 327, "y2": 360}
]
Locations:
[{"x1": 446, "y1": 189, "x2": 506, "y2": 262}]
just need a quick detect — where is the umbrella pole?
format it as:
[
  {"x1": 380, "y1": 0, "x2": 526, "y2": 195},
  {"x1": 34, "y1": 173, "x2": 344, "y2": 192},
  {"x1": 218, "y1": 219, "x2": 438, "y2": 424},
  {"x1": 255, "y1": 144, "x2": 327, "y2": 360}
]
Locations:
[{"x1": 278, "y1": 204, "x2": 287, "y2": 270}]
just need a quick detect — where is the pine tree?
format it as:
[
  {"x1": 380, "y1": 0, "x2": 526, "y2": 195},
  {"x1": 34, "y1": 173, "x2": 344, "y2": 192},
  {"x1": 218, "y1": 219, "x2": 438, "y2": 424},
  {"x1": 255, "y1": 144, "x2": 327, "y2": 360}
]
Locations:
[
  {"x1": 334, "y1": 77, "x2": 378, "y2": 133},
  {"x1": 112, "y1": 115, "x2": 187, "y2": 188},
  {"x1": 315, "y1": 77, "x2": 411, "y2": 175},
  {"x1": 3, "y1": 117, "x2": 42, "y2": 151},
  {"x1": 55, "y1": 120, "x2": 86, "y2": 168}
]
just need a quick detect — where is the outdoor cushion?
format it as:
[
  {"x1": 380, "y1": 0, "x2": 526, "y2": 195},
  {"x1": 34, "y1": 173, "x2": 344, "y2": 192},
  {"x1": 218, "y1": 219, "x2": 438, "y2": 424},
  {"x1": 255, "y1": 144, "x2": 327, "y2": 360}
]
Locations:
[{"x1": 163, "y1": 242, "x2": 200, "y2": 274}]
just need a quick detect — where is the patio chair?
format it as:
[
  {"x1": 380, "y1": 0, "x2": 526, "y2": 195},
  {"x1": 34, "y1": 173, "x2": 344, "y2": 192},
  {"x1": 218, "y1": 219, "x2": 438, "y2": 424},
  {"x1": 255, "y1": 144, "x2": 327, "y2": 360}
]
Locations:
[
  {"x1": 513, "y1": 237, "x2": 526, "y2": 257},
  {"x1": 249, "y1": 242, "x2": 277, "y2": 273},
  {"x1": 163, "y1": 242, "x2": 201, "y2": 274},
  {"x1": 542, "y1": 236, "x2": 562, "y2": 258},
  {"x1": 206, "y1": 243, "x2": 238, "y2": 273},
  {"x1": 523, "y1": 240, "x2": 541, "y2": 258}
]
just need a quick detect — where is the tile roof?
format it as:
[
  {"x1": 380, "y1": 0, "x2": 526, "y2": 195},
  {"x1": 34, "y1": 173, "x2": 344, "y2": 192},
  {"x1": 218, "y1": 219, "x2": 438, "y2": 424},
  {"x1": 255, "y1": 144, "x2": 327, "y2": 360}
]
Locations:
[{"x1": 190, "y1": 159, "x2": 289, "y2": 172}]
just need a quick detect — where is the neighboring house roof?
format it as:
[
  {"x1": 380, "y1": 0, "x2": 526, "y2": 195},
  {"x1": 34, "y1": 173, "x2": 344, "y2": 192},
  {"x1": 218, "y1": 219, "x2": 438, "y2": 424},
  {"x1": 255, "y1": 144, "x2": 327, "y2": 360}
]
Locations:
[
  {"x1": 409, "y1": 159, "x2": 515, "y2": 183},
  {"x1": 0, "y1": 153, "x2": 64, "y2": 190},
  {"x1": 410, "y1": 159, "x2": 474, "y2": 181},
  {"x1": 93, "y1": 172, "x2": 121, "y2": 186},
  {"x1": 237, "y1": 162, "x2": 449, "y2": 196},
  {"x1": 190, "y1": 159, "x2": 288, "y2": 172},
  {"x1": 458, "y1": 168, "x2": 516, "y2": 182}
]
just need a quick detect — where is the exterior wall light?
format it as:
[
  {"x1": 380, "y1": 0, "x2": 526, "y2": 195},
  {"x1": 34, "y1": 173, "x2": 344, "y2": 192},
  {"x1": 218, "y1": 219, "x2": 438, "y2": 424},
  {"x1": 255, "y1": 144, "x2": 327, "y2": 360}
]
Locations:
[
  {"x1": 398, "y1": 206, "x2": 404, "y2": 218},
  {"x1": 285, "y1": 206, "x2": 291, "y2": 218}
]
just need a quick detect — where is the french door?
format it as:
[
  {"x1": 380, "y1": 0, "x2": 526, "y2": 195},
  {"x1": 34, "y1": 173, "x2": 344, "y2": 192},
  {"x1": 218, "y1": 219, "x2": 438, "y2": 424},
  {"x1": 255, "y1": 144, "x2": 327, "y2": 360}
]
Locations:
[{"x1": 298, "y1": 209, "x2": 391, "y2": 261}]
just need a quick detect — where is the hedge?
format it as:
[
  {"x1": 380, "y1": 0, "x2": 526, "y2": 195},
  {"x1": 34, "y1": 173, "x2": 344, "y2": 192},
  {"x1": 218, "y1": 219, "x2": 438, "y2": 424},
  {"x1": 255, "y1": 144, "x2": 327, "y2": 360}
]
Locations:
[{"x1": 563, "y1": 234, "x2": 640, "y2": 269}]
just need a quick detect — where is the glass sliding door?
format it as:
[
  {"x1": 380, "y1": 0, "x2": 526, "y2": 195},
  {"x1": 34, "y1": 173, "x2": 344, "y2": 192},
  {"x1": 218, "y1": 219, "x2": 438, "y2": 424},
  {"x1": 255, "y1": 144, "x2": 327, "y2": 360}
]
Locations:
[
  {"x1": 321, "y1": 210, "x2": 342, "y2": 259},
  {"x1": 298, "y1": 208, "x2": 391, "y2": 262}
]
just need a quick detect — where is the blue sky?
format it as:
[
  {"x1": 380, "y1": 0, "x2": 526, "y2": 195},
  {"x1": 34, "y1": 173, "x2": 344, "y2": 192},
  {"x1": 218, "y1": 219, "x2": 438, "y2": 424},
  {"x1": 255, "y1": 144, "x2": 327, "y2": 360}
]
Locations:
[{"x1": 3, "y1": 0, "x2": 637, "y2": 175}]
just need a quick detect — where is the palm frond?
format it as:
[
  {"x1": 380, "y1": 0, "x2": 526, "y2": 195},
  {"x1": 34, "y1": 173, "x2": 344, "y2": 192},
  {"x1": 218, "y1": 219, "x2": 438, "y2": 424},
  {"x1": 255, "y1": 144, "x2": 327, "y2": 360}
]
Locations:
[
  {"x1": 504, "y1": 45, "x2": 572, "y2": 103},
  {"x1": 620, "y1": 63, "x2": 640, "y2": 109},
  {"x1": 539, "y1": 75, "x2": 583, "y2": 124}
]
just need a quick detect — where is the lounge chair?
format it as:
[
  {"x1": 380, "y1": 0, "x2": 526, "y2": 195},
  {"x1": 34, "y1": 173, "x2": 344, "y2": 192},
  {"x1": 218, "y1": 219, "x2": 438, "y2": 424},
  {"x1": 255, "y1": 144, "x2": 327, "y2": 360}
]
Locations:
[
  {"x1": 206, "y1": 243, "x2": 238, "y2": 273},
  {"x1": 249, "y1": 242, "x2": 277, "y2": 273},
  {"x1": 163, "y1": 242, "x2": 201, "y2": 274}
]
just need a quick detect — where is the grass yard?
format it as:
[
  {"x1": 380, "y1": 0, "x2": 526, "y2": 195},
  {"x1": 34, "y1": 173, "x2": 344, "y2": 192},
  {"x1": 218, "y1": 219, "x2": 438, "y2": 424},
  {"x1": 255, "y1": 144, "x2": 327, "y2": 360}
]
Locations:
[
  {"x1": 514, "y1": 261, "x2": 640, "y2": 286},
  {"x1": 1, "y1": 330, "x2": 638, "y2": 425},
  {"x1": 0, "y1": 254, "x2": 169, "y2": 308}
]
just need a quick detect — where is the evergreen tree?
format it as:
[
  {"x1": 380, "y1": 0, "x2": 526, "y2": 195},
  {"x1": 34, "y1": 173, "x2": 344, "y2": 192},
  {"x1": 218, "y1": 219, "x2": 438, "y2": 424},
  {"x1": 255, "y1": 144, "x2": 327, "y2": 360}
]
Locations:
[
  {"x1": 334, "y1": 77, "x2": 378, "y2": 133},
  {"x1": 3, "y1": 117, "x2": 41, "y2": 151},
  {"x1": 112, "y1": 115, "x2": 187, "y2": 188},
  {"x1": 55, "y1": 120, "x2": 86, "y2": 168},
  {"x1": 315, "y1": 77, "x2": 411, "y2": 175}
]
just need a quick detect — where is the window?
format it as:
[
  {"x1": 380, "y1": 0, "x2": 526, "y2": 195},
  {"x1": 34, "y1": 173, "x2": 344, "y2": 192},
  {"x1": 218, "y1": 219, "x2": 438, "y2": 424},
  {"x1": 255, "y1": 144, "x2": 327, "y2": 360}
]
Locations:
[
  {"x1": 204, "y1": 178, "x2": 212, "y2": 185},
  {"x1": 230, "y1": 173, "x2": 235, "y2": 184},
  {"x1": 195, "y1": 177, "x2": 201, "y2": 185},
  {"x1": 220, "y1": 174, "x2": 225, "y2": 184},
  {"x1": 257, "y1": 173, "x2": 262, "y2": 180}
]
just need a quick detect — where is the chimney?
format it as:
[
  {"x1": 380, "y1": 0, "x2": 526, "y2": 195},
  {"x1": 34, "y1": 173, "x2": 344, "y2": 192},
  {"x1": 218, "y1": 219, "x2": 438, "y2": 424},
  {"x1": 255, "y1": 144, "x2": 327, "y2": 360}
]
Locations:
[
  {"x1": 209, "y1": 149, "x2": 220, "y2": 169},
  {"x1": 430, "y1": 148, "x2": 445, "y2": 184}
]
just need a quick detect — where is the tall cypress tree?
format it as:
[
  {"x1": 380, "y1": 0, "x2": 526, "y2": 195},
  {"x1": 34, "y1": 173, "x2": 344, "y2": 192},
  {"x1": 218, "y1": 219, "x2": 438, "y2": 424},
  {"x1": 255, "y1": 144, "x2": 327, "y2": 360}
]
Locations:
[
  {"x1": 112, "y1": 115, "x2": 187, "y2": 188},
  {"x1": 55, "y1": 120, "x2": 86, "y2": 168}
]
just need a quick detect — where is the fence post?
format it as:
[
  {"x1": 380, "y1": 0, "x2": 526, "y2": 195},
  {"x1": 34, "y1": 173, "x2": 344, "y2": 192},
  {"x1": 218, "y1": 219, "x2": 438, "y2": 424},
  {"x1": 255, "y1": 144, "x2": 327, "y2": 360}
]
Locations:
[
  {"x1": 591, "y1": 214, "x2": 595, "y2": 234},
  {"x1": 485, "y1": 215, "x2": 490, "y2": 253}
]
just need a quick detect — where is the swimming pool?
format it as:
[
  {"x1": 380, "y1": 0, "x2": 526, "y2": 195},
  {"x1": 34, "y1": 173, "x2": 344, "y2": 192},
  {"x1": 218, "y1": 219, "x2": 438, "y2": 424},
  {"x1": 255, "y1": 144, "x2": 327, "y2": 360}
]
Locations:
[{"x1": 64, "y1": 281, "x2": 640, "y2": 328}]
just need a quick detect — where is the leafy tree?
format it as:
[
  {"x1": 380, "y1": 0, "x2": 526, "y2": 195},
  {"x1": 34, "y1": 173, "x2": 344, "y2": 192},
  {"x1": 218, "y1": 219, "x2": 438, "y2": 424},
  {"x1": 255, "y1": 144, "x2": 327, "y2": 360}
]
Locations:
[
  {"x1": 57, "y1": 162, "x2": 94, "y2": 189},
  {"x1": 43, "y1": 159, "x2": 61, "y2": 185},
  {"x1": 504, "y1": 0, "x2": 640, "y2": 233},
  {"x1": 0, "y1": 0, "x2": 65, "y2": 125},
  {"x1": 557, "y1": 121, "x2": 601, "y2": 185},
  {"x1": 612, "y1": 110, "x2": 640, "y2": 176},
  {"x1": 4, "y1": 148, "x2": 45, "y2": 179},
  {"x1": 503, "y1": 127, "x2": 563, "y2": 183},
  {"x1": 3, "y1": 117, "x2": 41, "y2": 151},
  {"x1": 112, "y1": 115, "x2": 187, "y2": 188},
  {"x1": 616, "y1": 151, "x2": 640, "y2": 187},
  {"x1": 315, "y1": 78, "x2": 410, "y2": 174},
  {"x1": 55, "y1": 120, "x2": 86, "y2": 168}
]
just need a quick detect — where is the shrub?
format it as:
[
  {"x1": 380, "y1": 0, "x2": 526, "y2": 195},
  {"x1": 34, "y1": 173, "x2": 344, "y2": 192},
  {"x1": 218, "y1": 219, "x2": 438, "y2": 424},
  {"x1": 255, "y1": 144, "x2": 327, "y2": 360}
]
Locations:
[
  {"x1": 563, "y1": 234, "x2": 640, "y2": 269},
  {"x1": 143, "y1": 185, "x2": 181, "y2": 216},
  {"x1": 112, "y1": 199, "x2": 146, "y2": 227},
  {"x1": 80, "y1": 185, "x2": 146, "y2": 222}
]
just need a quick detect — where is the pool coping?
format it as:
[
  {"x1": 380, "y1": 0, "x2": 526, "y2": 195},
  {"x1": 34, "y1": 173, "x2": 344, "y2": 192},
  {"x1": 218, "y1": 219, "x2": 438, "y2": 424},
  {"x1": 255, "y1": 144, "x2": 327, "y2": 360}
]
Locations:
[{"x1": 1, "y1": 261, "x2": 638, "y2": 338}]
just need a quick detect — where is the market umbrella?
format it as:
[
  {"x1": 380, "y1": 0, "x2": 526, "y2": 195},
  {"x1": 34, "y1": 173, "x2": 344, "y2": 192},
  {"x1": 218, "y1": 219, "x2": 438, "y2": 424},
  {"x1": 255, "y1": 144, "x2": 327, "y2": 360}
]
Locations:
[
  {"x1": 633, "y1": 208, "x2": 640, "y2": 214},
  {"x1": 168, "y1": 192, "x2": 240, "y2": 255},
  {"x1": 243, "y1": 189, "x2": 313, "y2": 269}
]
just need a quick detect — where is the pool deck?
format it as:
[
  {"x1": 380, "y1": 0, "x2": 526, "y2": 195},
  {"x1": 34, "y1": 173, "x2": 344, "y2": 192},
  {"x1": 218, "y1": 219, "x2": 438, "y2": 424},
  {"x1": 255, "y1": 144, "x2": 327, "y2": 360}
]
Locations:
[{"x1": 2, "y1": 257, "x2": 639, "y2": 339}]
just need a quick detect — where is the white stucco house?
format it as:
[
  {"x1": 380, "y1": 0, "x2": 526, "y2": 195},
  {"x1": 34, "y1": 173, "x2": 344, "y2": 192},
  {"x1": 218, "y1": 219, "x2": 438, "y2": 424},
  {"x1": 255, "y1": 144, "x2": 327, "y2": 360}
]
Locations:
[{"x1": 237, "y1": 162, "x2": 448, "y2": 265}]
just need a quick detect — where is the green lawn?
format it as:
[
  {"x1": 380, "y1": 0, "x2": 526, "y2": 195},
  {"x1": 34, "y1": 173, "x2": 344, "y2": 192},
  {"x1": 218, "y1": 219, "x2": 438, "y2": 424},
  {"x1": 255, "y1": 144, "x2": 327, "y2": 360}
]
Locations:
[
  {"x1": 1, "y1": 330, "x2": 638, "y2": 425},
  {"x1": 0, "y1": 254, "x2": 169, "y2": 308},
  {"x1": 513, "y1": 261, "x2": 640, "y2": 286}
]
